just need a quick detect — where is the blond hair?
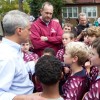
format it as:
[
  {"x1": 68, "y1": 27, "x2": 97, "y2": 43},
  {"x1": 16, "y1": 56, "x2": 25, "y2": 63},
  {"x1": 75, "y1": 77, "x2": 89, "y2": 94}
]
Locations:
[
  {"x1": 87, "y1": 26, "x2": 100, "y2": 37},
  {"x1": 65, "y1": 42, "x2": 89, "y2": 66},
  {"x1": 63, "y1": 32, "x2": 75, "y2": 40}
]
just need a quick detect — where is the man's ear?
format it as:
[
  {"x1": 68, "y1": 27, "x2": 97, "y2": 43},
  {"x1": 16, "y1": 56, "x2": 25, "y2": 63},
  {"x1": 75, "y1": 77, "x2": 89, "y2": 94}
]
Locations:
[
  {"x1": 73, "y1": 56, "x2": 78, "y2": 63},
  {"x1": 40, "y1": 8, "x2": 43, "y2": 14},
  {"x1": 16, "y1": 27, "x2": 22, "y2": 36}
]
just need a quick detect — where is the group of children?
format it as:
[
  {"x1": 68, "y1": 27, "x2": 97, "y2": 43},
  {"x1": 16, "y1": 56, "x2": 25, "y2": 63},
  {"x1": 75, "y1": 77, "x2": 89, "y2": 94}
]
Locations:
[{"x1": 19, "y1": 25, "x2": 100, "y2": 100}]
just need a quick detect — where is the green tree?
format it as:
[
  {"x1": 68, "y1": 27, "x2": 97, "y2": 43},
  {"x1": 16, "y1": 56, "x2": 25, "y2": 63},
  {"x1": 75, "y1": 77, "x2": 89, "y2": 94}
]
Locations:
[
  {"x1": 0, "y1": 0, "x2": 30, "y2": 20},
  {"x1": 30, "y1": 0, "x2": 63, "y2": 20}
]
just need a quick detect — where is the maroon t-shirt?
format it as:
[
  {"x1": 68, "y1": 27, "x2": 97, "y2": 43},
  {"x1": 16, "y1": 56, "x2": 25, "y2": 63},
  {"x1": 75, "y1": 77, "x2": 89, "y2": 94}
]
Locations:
[
  {"x1": 63, "y1": 69, "x2": 89, "y2": 100},
  {"x1": 56, "y1": 48, "x2": 65, "y2": 62},
  {"x1": 23, "y1": 51, "x2": 39, "y2": 62},
  {"x1": 89, "y1": 66, "x2": 99, "y2": 82},
  {"x1": 83, "y1": 77, "x2": 100, "y2": 100}
]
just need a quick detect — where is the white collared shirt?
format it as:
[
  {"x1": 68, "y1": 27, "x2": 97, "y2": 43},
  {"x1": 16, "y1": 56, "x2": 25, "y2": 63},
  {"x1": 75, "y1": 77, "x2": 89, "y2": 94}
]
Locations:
[{"x1": 0, "y1": 38, "x2": 35, "y2": 100}]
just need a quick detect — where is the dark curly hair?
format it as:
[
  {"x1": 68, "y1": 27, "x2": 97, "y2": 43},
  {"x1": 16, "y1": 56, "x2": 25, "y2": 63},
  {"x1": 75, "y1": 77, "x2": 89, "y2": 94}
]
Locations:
[
  {"x1": 35, "y1": 55, "x2": 62, "y2": 85},
  {"x1": 43, "y1": 47, "x2": 55, "y2": 56}
]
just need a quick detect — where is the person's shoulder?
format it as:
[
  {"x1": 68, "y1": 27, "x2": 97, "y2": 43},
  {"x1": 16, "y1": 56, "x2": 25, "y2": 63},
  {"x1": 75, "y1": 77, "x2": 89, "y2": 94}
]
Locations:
[
  {"x1": 0, "y1": 43, "x2": 19, "y2": 60},
  {"x1": 76, "y1": 24, "x2": 82, "y2": 28},
  {"x1": 51, "y1": 19, "x2": 59, "y2": 24},
  {"x1": 34, "y1": 92, "x2": 42, "y2": 96},
  {"x1": 32, "y1": 18, "x2": 40, "y2": 24}
]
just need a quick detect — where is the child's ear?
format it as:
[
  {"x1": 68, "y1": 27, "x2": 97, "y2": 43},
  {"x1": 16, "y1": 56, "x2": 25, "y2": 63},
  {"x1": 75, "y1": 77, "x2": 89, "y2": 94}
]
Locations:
[{"x1": 73, "y1": 56, "x2": 78, "y2": 63}]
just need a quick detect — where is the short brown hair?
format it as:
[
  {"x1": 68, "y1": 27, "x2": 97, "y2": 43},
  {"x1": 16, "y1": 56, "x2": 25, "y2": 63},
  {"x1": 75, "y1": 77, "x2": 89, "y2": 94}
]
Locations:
[
  {"x1": 87, "y1": 26, "x2": 100, "y2": 37},
  {"x1": 63, "y1": 23, "x2": 73, "y2": 29}
]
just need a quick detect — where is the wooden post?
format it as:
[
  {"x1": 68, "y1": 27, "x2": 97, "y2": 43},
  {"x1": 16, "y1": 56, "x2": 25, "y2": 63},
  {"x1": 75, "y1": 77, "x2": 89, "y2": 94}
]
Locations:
[{"x1": 19, "y1": 0, "x2": 23, "y2": 11}]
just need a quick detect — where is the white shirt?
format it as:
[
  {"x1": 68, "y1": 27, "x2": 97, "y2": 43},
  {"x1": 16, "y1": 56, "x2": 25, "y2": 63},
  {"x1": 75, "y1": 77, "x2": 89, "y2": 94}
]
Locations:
[
  {"x1": 97, "y1": 17, "x2": 100, "y2": 24},
  {"x1": 0, "y1": 38, "x2": 35, "y2": 100}
]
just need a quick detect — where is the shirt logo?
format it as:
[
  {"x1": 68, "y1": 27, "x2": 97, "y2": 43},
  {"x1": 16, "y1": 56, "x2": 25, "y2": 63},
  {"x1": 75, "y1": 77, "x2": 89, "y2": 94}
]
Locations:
[{"x1": 51, "y1": 28, "x2": 56, "y2": 33}]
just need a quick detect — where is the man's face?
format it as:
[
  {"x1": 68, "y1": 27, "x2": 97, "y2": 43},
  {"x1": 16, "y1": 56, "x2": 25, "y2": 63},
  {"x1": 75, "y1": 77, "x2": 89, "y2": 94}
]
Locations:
[
  {"x1": 19, "y1": 23, "x2": 31, "y2": 44},
  {"x1": 79, "y1": 16, "x2": 87, "y2": 26},
  {"x1": 41, "y1": 5, "x2": 53, "y2": 22}
]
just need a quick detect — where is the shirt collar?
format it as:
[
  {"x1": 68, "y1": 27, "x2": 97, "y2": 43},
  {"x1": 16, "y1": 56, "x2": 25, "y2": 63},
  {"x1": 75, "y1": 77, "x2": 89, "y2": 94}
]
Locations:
[
  {"x1": 40, "y1": 16, "x2": 50, "y2": 26},
  {"x1": 2, "y1": 38, "x2": 21, "y2": 52}
]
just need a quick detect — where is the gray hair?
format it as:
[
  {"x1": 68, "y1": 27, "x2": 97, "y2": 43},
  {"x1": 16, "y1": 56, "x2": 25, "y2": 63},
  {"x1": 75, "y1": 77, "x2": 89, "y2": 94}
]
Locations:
[
  {"x1": 78, "y1": 12, "x2": 87, "y2": 19},
  {"x1": 2, "y1": 10, "x2": 30, "y2": 36}
]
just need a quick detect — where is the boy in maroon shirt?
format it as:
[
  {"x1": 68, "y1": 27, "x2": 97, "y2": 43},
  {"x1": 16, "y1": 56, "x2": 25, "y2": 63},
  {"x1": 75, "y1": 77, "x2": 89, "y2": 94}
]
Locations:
[
  {"x1": 56, "y1": 32, "x2": 75, "y2": 62},
  {"x1": 21, "y1": 40, "x2": 39, "y2": 62},
  {"x1": 83, "y1": 37, "x2": 100, "y2": 100},
  {"x1": 63, "y1": 42, "x2": 89, "y2": 100}
]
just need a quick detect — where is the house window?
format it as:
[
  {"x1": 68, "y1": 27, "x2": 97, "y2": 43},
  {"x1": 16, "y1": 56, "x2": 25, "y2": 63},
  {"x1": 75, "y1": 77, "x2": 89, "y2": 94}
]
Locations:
[
  {"x1": 82, "y1": 6, "x2": 97, "y2": 18},
  {"x1": 62, "y1": 7, "x2": 78, "y2": 18}
]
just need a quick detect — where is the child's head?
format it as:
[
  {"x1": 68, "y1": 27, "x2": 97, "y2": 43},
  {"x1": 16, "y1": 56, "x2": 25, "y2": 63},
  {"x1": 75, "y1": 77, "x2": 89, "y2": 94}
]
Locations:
[
  {"x1": 87, "y1": 26, "x2": 100, "y2": 45},
  {"x1": 63, "y1": 23, "x2": 73, "y2": 32},
  {"x1": 62, "y1": 32, "x2": 74, "y2": 47},
  {"x1": 35, "y1": 55, "x2": 62, "y2": 85},
  {"x1": 64, "y1": 42, "x2": 89, "y2": 66},
  {"x1": 90, "y1": 37, "x2": 100, "y2": 67},
  {"x1": 42, "y1": 47, "x2": 55, "y2": 56},
  {"x1": 83, "y1": 31, "x2": 89, "y2": 45},
  {"x1": 21, "y1": 40, "x2": 30, "y2": 53},
  {"x1": 84, "y1": 35, "x2": 89, "y2": 45}
]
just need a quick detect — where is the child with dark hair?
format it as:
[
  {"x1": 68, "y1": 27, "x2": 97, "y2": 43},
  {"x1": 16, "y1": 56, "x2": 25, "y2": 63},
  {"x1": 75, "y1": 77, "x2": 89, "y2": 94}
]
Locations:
[
  {"x1": 33, "y1": 47, "x2": 55, "y2": 92},
  {"x1": 42, "y1": 47, "x2": 55, "y2": 56},
  {"x1": 63, "y1": 42, "x2": 89, "y2": 100},
  {"x1": 63, "y1": 23, "x2": 73, "y2": 33},
  {"x1": 83, "y1": 37, "x2": 100, "y2": 100},
  {"x1": 35, "y1": 55, "x2": 64, "y2": 100}
]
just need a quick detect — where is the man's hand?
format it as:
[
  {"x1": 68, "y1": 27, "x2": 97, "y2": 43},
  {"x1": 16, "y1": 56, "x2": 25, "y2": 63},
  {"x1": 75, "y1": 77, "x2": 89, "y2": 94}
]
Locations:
[{"x1": 41, "y1": 36, "x2": 48, "y2": 41}]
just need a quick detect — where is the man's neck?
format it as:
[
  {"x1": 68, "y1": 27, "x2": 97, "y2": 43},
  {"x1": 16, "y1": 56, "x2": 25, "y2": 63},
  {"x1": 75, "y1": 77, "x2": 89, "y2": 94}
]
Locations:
[
  {"x1": 40, "y1": 16, "x2": 50, "y2": 25},
  {"x1": 41, "y1": 83, "x2": 60, "y2": 99},
  {"x1": 5, "y1": 35, "x2": 20, "y2": 44}
]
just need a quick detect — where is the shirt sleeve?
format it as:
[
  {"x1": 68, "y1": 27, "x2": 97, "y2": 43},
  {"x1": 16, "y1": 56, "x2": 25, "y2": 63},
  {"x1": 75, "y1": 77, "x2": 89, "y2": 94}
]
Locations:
[
  {"x1": 0, "y1": 59, "x2": 16, "y2": 100},
  {"x1": 25, "y1": 61, "x2": 35, "y2": 75}
]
